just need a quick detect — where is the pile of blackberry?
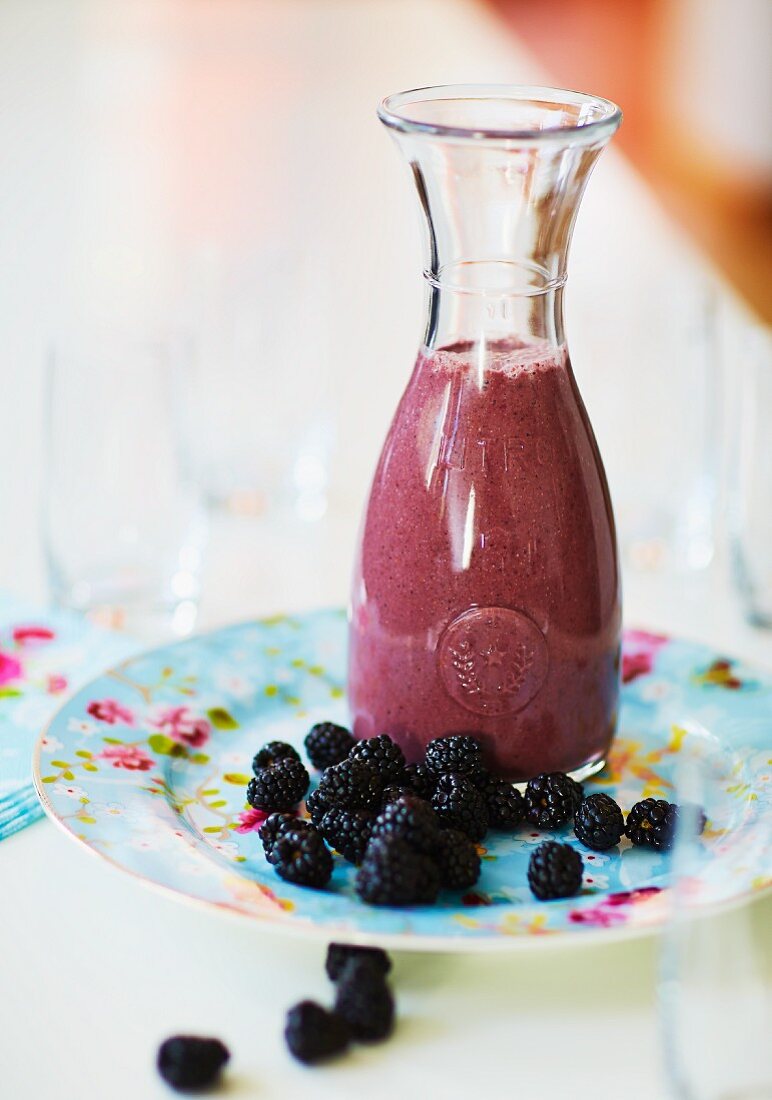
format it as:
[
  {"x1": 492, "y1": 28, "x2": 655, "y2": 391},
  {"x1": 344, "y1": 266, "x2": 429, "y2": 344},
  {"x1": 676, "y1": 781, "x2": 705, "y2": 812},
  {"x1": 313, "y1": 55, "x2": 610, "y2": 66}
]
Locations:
[
  {"x1": 285, "y1": 943, "x2": 395, "y2": 1064},
  {"x1": 247, "y1": 726, "x2": 704, "y2": 907}
]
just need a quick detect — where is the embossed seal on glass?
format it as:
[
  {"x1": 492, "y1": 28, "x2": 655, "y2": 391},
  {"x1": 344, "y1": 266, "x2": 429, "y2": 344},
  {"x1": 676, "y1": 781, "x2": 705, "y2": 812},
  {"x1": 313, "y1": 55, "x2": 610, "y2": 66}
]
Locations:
[{"x1": 438, "y1": 606, "x2": 549, "y2": 716}]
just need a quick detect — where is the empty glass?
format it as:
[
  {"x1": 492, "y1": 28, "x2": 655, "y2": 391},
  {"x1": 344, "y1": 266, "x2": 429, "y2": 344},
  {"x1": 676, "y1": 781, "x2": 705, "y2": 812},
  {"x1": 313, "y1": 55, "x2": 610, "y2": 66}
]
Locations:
[
  {"x1": 659, "y1": 729, "x2": 772, "y2": 1099},
  {"x1": 729, "y1": 323, "x2": 772, "y2": 627},
  {"x1": 43, "y1": 336, "x2": 206, "y2": 639}
]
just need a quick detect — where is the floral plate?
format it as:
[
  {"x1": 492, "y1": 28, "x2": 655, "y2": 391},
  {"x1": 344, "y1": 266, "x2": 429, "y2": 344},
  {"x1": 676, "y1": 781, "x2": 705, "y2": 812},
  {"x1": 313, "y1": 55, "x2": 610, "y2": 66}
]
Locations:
[{"x1": 33, "y1": 609, "x2": 772, "y2": 951}]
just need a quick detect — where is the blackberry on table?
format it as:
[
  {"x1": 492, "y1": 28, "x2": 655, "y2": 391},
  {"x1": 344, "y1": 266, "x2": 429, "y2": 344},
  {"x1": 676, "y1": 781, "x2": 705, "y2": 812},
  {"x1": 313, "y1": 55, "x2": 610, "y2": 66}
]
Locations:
[
  {"x1": 252, "y1": 739, "x2": 300, "y2": 772},
  {"x1": 259, "y1": 812, "x2": 302, "y2": 863},
  {"x1": 524, "y1": 773, "x2": 576, "y2": 829},
  {"x1": 370, "y1": 794, "x2": 440, "y2": 857},
  {"x1": 626, "y1": 798, "x2": 680, "y2": 852},
  {"x1": 478, "y1": 777, "x2": 525, "y2": 830},
  {"x1": 425, "y1": 735, "x2": 484, "y2": 779},
  {"x1": 432, "y1": 773, "x2": 489, "y2": 842},
  {"x1": 334, "y1": 958, "x2": 395, "y2": 1043},
  {"x1": 402, "y1": 762, "x2": 436, "y2": 800},
  {"x1": 527, "y1": 841, "x2": 584, "y2": 901},
  {"x1": 284, "y1": 1001, "x2": 350, "y2": 1065},
  {"x1": 305, "y1": 722, "x2": 355, "y2": 770},
  {"x1": 304, "y1": 787, "x2": 330, "y2": 827},
  {"x1": 319, "y1": 807, "x2": 375, "y2": 865},
  {"x1": 325, "y1": 943, "x2": 392, "y2": 983},
  {"x1": 348, "y1": 734, "x2": 406, "y2": 785},
  {"x1": 246, "y1": 758, "x2": 309, "y2": 813},
  {"x1": 356, "y1": 837, "x2": 440, "y2": 906},
  {"x1": 317, "y1": 758, "x2": 383, "y2": 812},
  {"x1": 273, "y1": 824, "x2": 333, "y2": 888},
  {"x1": 434, "y1": 828, "x2": 481, "y2": 890},
  {"x1": 574, "y1": 793, "x2": 624, "y2": 851},
  {"x1": 157, "y1": 1035, "x2": 230, "y2": 1092}
]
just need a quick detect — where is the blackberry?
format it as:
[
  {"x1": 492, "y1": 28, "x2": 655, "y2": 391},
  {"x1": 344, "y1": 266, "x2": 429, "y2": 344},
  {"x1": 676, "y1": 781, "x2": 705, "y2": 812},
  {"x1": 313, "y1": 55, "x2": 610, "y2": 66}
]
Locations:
[
  {"x1": 305, "y1": 787, "x2": 330, "y2": 827},
  {"x1": 247, "y1": 757, "x2": 309, "y2": 813},
  {"x1": 478, "y1": 777, "x2": 525, "y2": 830},
  {"x1": 356, "y1": 837, "x2": 440, "y2": 906},
  {"x1": 566, "y1": 776, "x2": 585, "y2": 814},
  {"x1": 284, "y1": 1001, "x2": 349, "y2": 1065},
  {"x1": 317, "y1": 758, "x2": 383, "y2": 812},
  {"x1": 434, "y1": 828, "x2": 481, "y2": 890},
  {"x1": 527, "y1": 841, "x2": 583, "y2": 901},
  {"x1": 273, "y1": 824, "x2": 333, "y2": 888},
  {"x1": 334, "y1": 959, "x2": 395, "y2": 1043},
  {"x1": 348, "y1": 734, "x2": 406, "y2": 784},
  {"x1": 432, "y1": 773, "x2": 489, "y2": 841},
  {"x1": 259, "y1": 812, "x2": 302, "y2": 863},
  {"x1": 524, "y1": 773, "x2": 576, "y2": 829},
  {"x1": 252, "y1": 739, "x2": 300, "y2": 772},
  {"x1": 574, "y1": 793, "x2": 624, "y2": 851},
  {"x1": 370, "y1": 794, "x2": 441, "y2": 856},
  {"x1": 425, "y1": 734, "x2": 484, "y2": 778},
  {"x1": 157, "y1": 1035, "x2": 230, "y2": 1091},
  {"x1": 325, "y1": 943, "x2": 392, "y2": 983},
  {"x1": 305, "y1": 722, "x2": 355, "y2": 770},
  {"x1": 402, "y1": 762, "x2": 436, "y2": 800},
  {"x1": 626, "y1": 798, "x2": 680, "y2": 852},
  {"x1": 319, "y1": 807, "x2": 375, "y2": 865}
]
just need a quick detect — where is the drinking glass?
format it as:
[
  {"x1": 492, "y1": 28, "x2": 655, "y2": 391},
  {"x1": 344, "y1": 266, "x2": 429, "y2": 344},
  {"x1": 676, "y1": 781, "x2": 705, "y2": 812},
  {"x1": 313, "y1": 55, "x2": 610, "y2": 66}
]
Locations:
[
  {"x1": 43, "y1": 336, "x2": 206, "y2": 639},
  {"x1": 729, "y1": 323, "x2": 772, "y2": 627},
  {"x1": 659, "y1": 729, "x2": 772, "y2": 1099}
]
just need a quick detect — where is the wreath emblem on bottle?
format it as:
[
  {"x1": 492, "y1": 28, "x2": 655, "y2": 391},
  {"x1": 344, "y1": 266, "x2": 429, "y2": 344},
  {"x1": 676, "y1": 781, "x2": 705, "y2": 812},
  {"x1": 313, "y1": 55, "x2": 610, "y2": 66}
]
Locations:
[{"x1": 438, "y1": 606, "x2": 549, "y2": 716}]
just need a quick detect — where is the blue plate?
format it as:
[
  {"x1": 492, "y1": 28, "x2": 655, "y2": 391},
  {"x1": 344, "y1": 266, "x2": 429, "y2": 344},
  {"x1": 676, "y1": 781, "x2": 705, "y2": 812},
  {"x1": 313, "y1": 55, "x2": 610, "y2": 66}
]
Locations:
[{"x1": 33, "y1": 610, "x2": 772, "y2": 950}]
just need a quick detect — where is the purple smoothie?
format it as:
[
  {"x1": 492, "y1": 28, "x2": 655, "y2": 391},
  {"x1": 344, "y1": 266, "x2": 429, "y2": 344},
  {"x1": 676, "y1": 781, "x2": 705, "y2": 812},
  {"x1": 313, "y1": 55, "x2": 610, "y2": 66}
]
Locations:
[{"x1": 348, "y1": 338, "x2": 621, "y2": 780}]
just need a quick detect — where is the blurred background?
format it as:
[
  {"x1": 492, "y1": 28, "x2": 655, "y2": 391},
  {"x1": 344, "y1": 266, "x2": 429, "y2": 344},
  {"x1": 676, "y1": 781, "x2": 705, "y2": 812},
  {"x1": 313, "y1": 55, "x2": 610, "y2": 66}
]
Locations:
[{"x1": 0, "y1": 0, "x2": 769, "y2": 639}]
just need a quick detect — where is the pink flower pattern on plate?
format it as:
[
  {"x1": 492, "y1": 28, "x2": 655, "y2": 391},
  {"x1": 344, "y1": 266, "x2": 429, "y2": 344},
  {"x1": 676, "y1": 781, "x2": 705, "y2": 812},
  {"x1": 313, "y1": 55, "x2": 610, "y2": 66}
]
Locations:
[
  {"x1": 154, "y1": 706, "x2": 210, "y2": 748},
  {"x1": 87, "y1": 698, "x2": 135, "y2": 725},
  {"x1": 98, "y1": 743, "x2": 155, "y2": 772},
  {"x1": 569, "y1": 886, "x2": 662, "y2": 927},
  {"x1": 0, "y1": 651, "x2": 22, "y2": 685},
  {"x1": 622, "y1": 630, "x2": 669, "y2": 684},
  {"x1": 12, "y1": 625, "x2": 55, "y2": 646}
]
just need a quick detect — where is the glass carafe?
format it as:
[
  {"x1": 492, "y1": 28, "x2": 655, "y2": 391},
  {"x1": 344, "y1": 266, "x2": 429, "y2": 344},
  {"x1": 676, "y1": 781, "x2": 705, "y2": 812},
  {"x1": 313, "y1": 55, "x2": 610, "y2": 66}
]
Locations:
[{"x1": 349, "y1": 85, "x2": 623, "y2": 781}]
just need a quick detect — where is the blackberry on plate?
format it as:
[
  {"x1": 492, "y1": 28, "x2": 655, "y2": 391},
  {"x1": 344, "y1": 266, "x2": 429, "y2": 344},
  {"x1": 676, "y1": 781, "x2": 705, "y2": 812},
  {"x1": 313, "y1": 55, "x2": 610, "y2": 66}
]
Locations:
[
  {"x1": 524, "y1": 773, "x2": 576, "y2": 829},
  {"x1": 432, "y1": 773, "x2": 489, "y2": 842},
  {"x1": 284, "y1": 1001, "x2": 349, "y2": 1065},
  {"x1": 259, "y1": 812, "x2": 302, "y2": 862},
  {"x1": 246, "y1": 757, "x2": 309, "y2": 813},
  {"x1": 425, "y1": 734, "x2": 483, "y2": 778},
  {"x1": 157, "y1": 1035, "x2": 230, "y2": 1092},
  {"x1": 626, "y1": 797, "x2": 680, "y2": 852},
  {"x1": 305, "y1": 722, "x2": 355, "y2": 770},
  {"x1": 356, "y1": 837, "x2": 440, "y2": 906},
  {"x1": 566, "y1": 775, "x2": 585, "y2": 814},
  {"x1": 325, "y1": 943, "x2": 392, "y2": 983},
  {"x1": 273, "y1": 824, "x2": 333, "y2": 888},
  {"x1": 478, "y1": 777, "x2": 525, "y2": 830},
  {"x1": 252, "y1": 739, "x2": 300, "y2": 773},
  {"x1": 370, "y1": 794, "x2": 440, "y2": 857},
  {"x1": 434, "y1": 828, "x2": 481, "y2": 890},
  {"x1": 317, "y1": 758, "x2": 383, "y2": 812},
  {"x1": 527, "y1": 841, "x2": 583, "y2": 901},
  {"x1": 574, "y1": 793, "x2": 624, "y2": 851},
  {"x1": 304, "y1": 787, "x2": 330, "y2": 827},
  {"x1": 334, "y1": 958, "x2": 395, "y2": 1043},
  {"x1": 402, "y1": 762, "x2": 436, "y2": 800},
  {"x1": 319, "y1": 807, "x2": 375, "y2": 865},
  {"x1": 348, "y1": 734, "x2": 406, "y2": 785}
]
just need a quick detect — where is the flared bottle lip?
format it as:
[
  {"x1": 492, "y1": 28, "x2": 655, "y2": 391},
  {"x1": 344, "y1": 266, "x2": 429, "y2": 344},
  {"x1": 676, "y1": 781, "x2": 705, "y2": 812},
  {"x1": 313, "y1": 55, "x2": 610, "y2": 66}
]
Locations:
[{"x1": 378, "y1": 83, "x2": 622, "y2": 144}]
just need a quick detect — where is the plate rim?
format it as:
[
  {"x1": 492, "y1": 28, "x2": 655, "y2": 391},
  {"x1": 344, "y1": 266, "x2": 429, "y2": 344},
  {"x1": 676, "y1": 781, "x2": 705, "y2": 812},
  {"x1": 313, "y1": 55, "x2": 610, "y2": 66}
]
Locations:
[{"x1": 31, "y1": 610, "x2": 772, "y2": 952}]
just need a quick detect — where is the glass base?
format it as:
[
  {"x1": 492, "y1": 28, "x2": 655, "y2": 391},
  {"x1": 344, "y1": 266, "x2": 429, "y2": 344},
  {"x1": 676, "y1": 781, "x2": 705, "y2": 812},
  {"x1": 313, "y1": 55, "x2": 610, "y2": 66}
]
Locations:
[{"x1": 511, "y1": 754, "x2": 606, "y2": 791}]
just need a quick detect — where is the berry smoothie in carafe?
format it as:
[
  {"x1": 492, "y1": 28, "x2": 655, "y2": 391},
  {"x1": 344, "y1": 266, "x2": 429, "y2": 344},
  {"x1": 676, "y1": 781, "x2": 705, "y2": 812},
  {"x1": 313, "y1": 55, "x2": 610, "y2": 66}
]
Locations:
[{"x1": 349, "y1": 85, "x2": 623, "y2": 780}]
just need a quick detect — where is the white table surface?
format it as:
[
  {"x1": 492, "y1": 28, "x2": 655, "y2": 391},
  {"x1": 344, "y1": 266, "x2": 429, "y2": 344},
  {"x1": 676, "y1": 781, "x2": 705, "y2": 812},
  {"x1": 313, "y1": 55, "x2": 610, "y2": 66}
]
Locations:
[{"x1": 0, "y1": 2, "x2": 770, "y2": 1098}]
